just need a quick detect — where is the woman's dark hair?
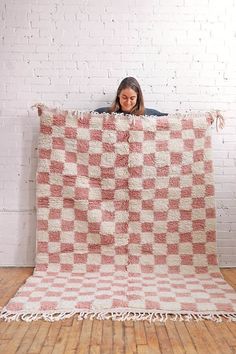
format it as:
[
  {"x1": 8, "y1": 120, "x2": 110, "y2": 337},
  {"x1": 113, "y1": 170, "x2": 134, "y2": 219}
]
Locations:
[{"x1": 109, "y1": 77, "x2": 145, "y2": 116}]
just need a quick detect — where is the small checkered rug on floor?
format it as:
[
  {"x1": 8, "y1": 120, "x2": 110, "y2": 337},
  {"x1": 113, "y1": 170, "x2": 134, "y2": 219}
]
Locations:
[{"x1": 1, "y1": 106, "x2": 236, "y2": 322}]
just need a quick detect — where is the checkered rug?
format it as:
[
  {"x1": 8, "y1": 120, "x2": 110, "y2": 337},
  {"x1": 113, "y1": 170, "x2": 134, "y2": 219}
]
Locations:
[{"x1": 1, "y1": 106, "x2": 236, "y2": 322}]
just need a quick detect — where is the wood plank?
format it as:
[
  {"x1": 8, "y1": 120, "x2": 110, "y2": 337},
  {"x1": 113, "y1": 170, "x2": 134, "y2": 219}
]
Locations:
[
  {"x1": 165, "y1": 320, "x2": 185, "y2": 354},
  {"x1": 75, "y1": 319, "x2": 93, "y2": 354},
  {"x1": 174, "y1": 321, "x2": 197, "y2": 354},
  {"x1": 51, "y1": 325, "x2": 71, "y2": 354},
  {"x1": 137, "y1": 344, "x2": 152, "y2": 354},
  {"x1": 219, "y1": 322, "x2": 236, "y2": 346},
  {"x1": 44, "y1": 320, "x2": 62, "y2": 347},
  {"x1": 0, "y1": 321, "x2": 10, "y2": 337},
  {"x1": 38, "y1": 346, "x2": 53, "y2": 354},
  {"x1": 205, "y1": 320, "x2": 233, "y2": 354},
  {"x1": 0, "y1": 321, "x2": 29, "y2": 353},
  {"x1": 125, "y1": 321, "x2": 136, "y2": 354},
  {"x1": 63, "y1": 317, "x2": 83, "y2": 353},
  {"x1": 15, "y1": 321, "x2": 41, "y2": 354},
  {"x1": 226, "y1": 321, "x2": 236, "y2": 340},
  {"x1": 155, "y1": 322, "x2": 174, "y2": 354},
  {"x1": 144, "y1": 321, "x2": 161, "y2": 354},
  {"x1": 0, "y1": 320, "x2": 20, "y2": 340},
  {"x1": 185, "y1": 321, "x2": 223, "y2": 354},
  {"x1": 90, "y1": 345, "x2": 101, "y2": 354},
  {"x1": 27, "y1": 320, "x2": 51, "y2": 354},
  {"x1": 101, "y1": 320, "x2": 113, "y2": 354},
  {"x1": 113, "y1": 320, "x2": 124, "y2": 354},
  {"x1": 90, "y1": 319, "x2": 103, "y2": 346},
  {"x1": 134, "y1": 321, "x2": 147, "y2": 345},
  {"x1": 221, "y1": 269, "x2": 236, "y2": 288}
]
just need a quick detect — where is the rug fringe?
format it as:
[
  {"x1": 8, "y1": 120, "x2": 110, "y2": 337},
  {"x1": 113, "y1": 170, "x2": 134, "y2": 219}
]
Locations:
[{"x1": 1, "y1": 309, "x2": 236, "y2": 323}]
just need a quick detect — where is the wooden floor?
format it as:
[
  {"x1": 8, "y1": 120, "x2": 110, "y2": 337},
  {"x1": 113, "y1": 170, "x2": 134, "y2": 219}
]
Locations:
[{"x1": 0, "y1": 268, "x2": 235, "y2": 354}]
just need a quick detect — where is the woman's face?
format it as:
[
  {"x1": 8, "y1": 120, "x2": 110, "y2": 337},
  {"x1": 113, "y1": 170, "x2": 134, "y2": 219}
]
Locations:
[{"x1": 119, "y1": 88, "x2": 137, "y2": 113}]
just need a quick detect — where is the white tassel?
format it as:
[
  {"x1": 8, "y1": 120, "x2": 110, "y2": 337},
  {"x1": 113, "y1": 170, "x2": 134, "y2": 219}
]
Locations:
[{"x1": 1, "y1": 309, "x2": 236, "y2": 323}]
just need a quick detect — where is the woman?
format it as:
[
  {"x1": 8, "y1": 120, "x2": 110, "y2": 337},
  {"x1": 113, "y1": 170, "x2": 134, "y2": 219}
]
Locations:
[{"x1": 95, "y1": 77, "x2": 167, "y2": 116}]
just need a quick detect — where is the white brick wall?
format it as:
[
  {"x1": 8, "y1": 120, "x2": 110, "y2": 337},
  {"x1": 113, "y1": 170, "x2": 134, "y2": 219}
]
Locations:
[{"x1": 0, "y1": 0, "x2": 235, "y2": 266}]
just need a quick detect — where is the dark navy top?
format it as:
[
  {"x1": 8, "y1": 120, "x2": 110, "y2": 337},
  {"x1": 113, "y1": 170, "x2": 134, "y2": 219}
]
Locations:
[{"x1": 94, "y1": 107, "x2": 168, "y2": 116}]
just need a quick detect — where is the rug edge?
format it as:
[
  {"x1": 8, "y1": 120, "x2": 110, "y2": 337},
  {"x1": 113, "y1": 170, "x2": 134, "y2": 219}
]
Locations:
[{"x1": 1, "y1": 308, "x2": 236, "y2": 323}]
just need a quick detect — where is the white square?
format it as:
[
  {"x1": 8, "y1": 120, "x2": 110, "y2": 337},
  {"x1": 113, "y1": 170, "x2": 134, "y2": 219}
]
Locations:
[
  {"x1": 100, "y1": 221, "x2": 115, "y2": 234},
  {"x1": 153, "y1": 199, "x2": 169, "y2": 211},
  {"x1": 102, "y1": 130, "x2": 117, "y2": 143},
  {"x1": 52, "y1": 125, "x2": 65, "y2": 138},
  {"x1": 116, "y1": 142, "x2": 129, "y2": 155},
  {"x1": 155, "y1": 151, "x2": 170, "y2": 167},
  {"x1": 90, "y1": 116, "x2": 104, "y2": 130},
  {"x1": 153, "y1": 221, "x2": 167, "y2": 233},
  {"x1": 65, "y1": 138, "x2": 77, "y2": 153},
  {"x1": 78, "y1": 128, "x2": 90, "y2": 140},
  {"x1": 88, "y1": 166, "x2": 101, "y2": 178},
  {"x1": 179, "y1": 198, "x2": 192, "y2": 210},
  {"x1": 141, "y1": 189, "x2": 155, "y2": 201},
  {"x1": 37, "y1": 159, "x2": 50, "y2": 173},
  {"x1": 166, "y1": 233, "x2": 179, "y2": 244},
  {"x1": 39, "y1": 135, "x2": 52, "y2": 150},
  {"x1": 169, "y1": 139, "x2": 183, "y2": 152},
  {"x1": 61, "y1": 208, "x2": 75, "y2": 221},
  {"x1": 129, "y1": 131, "x2": 144, "y2": 143},
  {"x1": 192, "y1": 209, "x2": 206, "y2": 220},
  {"x1": 61, "y1": 232, "x2": 74, "y2": 243},
  {"x1": 192, "y1": 185, "x2": 205, "y2": 197},
  {"x1": 180, "y1": 176, "x2": 192, "y2": 188},
  {"x1": 129, "y1": 178, "x2": 143, "y2": 190},
  {"x1": 51, "y1": 149, "x2": 65, "y2": 163},
  {"x1": 115, "y1": 167, "x2": 129, "y2": 178},
  {"x1": 89, "y1": 141, "x2": 103, "y2": 153},
  {"x1": 115, "y1": 118, "x2": 129, "y2": 131},
  {"x1": 74, "y1": 220, "x2": 88, "y2": 232},
  {"x1": 129, "y1": 200, "x2": 142, "y2": 212},
  {"x1": 168, "y1": 188, "x2": 180, "y2": 199},
  {"x1": 167, "y1": 255, "x2": 180, "y2": 266},
  {"x1": 178, "y1": 220, "x2": 192, "y2": 233},
  {"x1": 129, "y1": 153, "x2": 143, "y2": 167},
  {"x1": 182, "y1": 129, "x2": 194, "y2": 139},
  {"x1": 63, "y1": 186, "x2": 75, "y2": 199},
  {"x1": 115, "y1": 211, "x2": 129, "y2": 222},
  {"x1": 89, "y1": 188, "x2": 102, "y2": 200},
  {"x1": 49, "y1": 174, "x2": 63, "y2": 185},
  {"x1": 78, "y1": 152, "x2": 89, "y2": 165},
  {"x1": 114, "y1": 189, "x2": 129, "y2": 200},
  {"x1": 87, "y1": 209, "x2": 102, "y2": 222},
  {"x1": 167, "y1": 209, "x2": 180, "y2": 221},
  {"x1": 101, "y1": 152, "x2": 116, "y2": 167},
  {"x1": 140, "y1": 210, "x2": 154, "y2": 223},
  {"x1": 143, "y1": 141, "x2": 155, "y2": 154},
  {"x1": 101, "y1": 178, "x2": 116, "y2": 190},
  {"x1": 87, "y1": 253, "x2": 101, "y2": 265},
  {"x1": 48, "y1": 219, "x2": 61, "y2": 231},
  {"x1": 143, "y1": 166, "x2": 156, "y2": 178},
  {"x1": 182, "y1": 151, "x2": 193, "y2": 165},
  {"x1": 129, "y1": 222, "x2": 141, "y2": 233},
  {"x1": 179, "y1": 242, "x2": 193, "y2": 255},
  {"x1": 64, "y1": 162, "x2": 77, "y2": 175}
]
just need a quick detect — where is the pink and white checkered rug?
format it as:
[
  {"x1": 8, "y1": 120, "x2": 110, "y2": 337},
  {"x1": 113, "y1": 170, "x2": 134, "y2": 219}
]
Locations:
[{"x1": 1, "y1": 106, "x2": 236, "y2": 322}]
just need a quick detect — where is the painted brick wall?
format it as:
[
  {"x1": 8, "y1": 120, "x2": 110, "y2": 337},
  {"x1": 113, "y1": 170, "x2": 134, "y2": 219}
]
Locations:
[{"x1": 0, "y1": 0, "x2": 235, "y2": 266}]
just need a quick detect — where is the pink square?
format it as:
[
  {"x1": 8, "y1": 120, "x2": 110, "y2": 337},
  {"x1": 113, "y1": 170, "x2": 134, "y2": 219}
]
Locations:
[
  {"x1": 65, "y1": 127, "x2": 77, "y2": 139},
  {"x1": 52, "y1": 137, "x2": 65, "y2": 150}
]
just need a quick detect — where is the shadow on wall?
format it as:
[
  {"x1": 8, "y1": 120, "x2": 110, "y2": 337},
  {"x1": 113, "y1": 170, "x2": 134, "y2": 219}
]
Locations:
[{"x1": 14, "y1": 110, "x2": 39, "y2": 266}]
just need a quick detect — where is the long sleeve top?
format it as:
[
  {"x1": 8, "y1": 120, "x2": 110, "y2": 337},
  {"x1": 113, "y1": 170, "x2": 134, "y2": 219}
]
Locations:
[{"x1": 94, "y1": 107, "x2": 168, "y2": 116}]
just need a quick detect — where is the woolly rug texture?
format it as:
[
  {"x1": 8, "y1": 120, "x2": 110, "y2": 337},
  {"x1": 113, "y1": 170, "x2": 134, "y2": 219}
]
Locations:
[{"x1": 1, "y1": 106, "x2": 236, "y2": 322}]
